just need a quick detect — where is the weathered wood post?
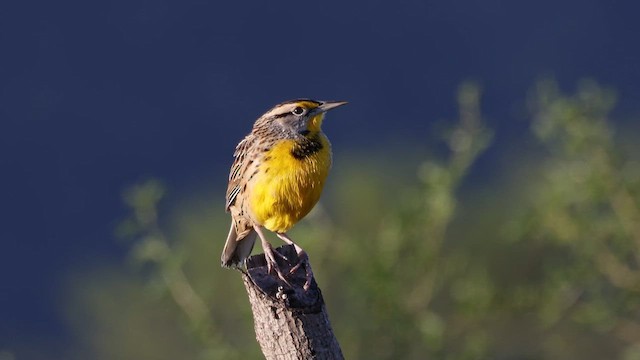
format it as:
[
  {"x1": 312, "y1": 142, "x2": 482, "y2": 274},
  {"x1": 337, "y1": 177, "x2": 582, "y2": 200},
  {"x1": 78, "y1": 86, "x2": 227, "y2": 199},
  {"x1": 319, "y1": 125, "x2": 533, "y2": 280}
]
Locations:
[{"x1": 242, "y1": 244, "x2": 344, "y2": 359}]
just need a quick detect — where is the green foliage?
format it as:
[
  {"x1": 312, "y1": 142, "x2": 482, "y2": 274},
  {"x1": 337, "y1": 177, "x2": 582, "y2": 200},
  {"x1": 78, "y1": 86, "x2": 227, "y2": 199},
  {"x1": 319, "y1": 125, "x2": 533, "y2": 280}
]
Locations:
[{"x1": 65, "y1": 80, "x2": 640, "y2": 359}]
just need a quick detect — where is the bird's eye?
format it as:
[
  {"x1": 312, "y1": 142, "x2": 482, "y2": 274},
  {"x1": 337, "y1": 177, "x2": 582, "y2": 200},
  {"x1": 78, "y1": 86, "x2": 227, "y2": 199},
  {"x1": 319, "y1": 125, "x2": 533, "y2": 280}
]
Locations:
[{"x1": 292, "y1": 106, "x2": 305, "y2": 115}]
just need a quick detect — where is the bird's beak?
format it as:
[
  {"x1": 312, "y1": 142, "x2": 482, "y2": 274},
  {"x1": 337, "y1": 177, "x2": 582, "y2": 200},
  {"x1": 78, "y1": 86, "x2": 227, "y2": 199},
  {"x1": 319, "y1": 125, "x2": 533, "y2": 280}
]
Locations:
[{"x1": 314, "y1": 100, "x2": 348, "y2": 113}]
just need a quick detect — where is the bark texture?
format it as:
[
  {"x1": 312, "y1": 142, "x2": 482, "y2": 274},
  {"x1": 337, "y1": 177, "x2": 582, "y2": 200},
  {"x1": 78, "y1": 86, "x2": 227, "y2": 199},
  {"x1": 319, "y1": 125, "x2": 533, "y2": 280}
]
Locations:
[{"x1": 242, "y1": 245, "x2": 343, "y2": 360}]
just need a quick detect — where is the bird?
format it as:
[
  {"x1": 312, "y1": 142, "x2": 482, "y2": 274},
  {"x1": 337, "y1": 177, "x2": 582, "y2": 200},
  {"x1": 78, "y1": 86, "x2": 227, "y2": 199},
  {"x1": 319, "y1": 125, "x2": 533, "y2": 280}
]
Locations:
[{"x1": 221, "y1": 99, "x2": 347, "y2": 288}]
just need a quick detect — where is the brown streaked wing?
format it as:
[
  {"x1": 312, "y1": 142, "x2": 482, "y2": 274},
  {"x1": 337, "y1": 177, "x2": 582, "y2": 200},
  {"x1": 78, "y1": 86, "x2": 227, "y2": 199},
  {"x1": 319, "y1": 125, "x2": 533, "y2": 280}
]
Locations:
[{"x1": 225, "y1": 135, "x2": 255, "y2": 211}]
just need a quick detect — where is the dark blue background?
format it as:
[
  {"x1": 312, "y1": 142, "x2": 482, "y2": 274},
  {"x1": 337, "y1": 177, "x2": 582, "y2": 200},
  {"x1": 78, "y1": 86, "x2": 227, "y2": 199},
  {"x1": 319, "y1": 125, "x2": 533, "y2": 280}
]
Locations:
[{"x1": 2, "y1": 0, "x2": 639, "y2": 353}]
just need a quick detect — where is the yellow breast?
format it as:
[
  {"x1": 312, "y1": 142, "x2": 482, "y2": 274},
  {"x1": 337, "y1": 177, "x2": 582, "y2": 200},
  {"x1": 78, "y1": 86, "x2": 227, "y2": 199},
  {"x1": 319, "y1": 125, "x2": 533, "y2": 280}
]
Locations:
[{"x1": 248, "y1": 135, "x2": 331, "y2": 233}]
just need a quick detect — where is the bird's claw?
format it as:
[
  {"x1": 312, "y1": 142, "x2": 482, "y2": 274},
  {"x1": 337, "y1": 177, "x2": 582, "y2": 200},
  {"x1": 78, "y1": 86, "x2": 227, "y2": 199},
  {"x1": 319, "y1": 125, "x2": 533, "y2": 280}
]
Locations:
[
  {"x1": 264, "y1": 245, "x2": 291, "y2": 286},
  {"x1": 289, "y1": 250, "x2": 313, "y2": 291},
  {"x1": 272, "y1": 249, "x2": 289, "y2": 262}
]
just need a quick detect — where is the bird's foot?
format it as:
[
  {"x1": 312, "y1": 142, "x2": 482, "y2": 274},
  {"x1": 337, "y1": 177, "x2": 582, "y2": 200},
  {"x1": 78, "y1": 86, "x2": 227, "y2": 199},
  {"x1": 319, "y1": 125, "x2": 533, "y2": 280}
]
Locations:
[
  {"x1": 263, "y1": 243, "x2": 291, "y2": 286},
  {"x1": 289, "y1": 249, "x2": 314, "y2": 291}
]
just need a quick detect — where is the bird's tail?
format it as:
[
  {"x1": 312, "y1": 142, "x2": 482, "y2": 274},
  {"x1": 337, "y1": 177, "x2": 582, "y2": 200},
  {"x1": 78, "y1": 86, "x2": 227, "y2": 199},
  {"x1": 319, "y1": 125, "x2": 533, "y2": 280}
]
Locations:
[{"x1": 221, "y1": 221, "x2": 256, "y2": 268}]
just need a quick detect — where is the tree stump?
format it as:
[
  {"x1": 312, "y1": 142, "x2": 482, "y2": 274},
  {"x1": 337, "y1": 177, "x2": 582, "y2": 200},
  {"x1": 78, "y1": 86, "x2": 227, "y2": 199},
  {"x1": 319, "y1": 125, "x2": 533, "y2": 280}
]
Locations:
[{"x1": 242, "y1": 244, "x2": 344, "y2": 360}]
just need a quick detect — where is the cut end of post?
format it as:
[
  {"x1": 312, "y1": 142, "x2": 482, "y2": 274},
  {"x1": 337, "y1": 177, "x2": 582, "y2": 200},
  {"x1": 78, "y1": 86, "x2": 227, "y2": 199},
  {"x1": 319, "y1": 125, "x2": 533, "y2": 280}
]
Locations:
[
  {"x1": 244, "y1": 244, "x2": 322, "y2": 309},
  {"x1": 240, "y1": 244, "x2": 344, "y2": 359}
]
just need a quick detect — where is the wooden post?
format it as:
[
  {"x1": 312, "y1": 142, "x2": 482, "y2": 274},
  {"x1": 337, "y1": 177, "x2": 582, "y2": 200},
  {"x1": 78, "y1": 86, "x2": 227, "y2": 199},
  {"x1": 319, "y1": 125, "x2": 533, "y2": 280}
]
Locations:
[{"x1": 242, "y1": 245, "x2": 344, "y2": 360}]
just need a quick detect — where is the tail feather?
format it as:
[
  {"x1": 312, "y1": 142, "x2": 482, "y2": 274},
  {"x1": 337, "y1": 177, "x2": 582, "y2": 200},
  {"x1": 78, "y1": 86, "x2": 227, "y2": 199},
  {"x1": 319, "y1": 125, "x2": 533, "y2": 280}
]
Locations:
[{"x1": 221, "y1": 221, "x2": 256, "y2": 268}]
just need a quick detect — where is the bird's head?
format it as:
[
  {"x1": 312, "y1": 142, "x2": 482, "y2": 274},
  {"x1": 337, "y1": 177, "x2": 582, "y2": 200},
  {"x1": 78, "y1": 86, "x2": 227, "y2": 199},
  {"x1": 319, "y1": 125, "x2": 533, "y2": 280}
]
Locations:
[{"x1": 255, "y1": 99, "x2": 347, "y2": 136}]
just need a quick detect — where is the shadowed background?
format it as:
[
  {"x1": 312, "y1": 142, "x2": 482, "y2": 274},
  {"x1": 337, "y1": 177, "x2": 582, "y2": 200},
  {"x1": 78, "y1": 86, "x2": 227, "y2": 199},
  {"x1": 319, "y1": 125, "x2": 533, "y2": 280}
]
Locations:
[{"x1": 2, "y1": 0, "x2": 640, "y2": 359}]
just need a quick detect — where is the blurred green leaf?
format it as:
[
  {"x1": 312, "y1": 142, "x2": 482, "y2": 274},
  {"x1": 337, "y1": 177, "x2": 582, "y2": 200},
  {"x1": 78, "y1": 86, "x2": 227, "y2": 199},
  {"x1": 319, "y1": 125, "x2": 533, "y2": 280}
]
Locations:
[{"x1": 64, "y1": 80, "x2": 640, "y2": 360}]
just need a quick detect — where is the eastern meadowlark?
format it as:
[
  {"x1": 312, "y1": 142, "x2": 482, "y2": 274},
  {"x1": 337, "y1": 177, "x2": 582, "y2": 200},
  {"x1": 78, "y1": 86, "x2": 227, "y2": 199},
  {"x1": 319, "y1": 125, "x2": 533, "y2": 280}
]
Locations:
[{"x1": 221, "y1": 99, "x2": 347, "y2": 287}]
